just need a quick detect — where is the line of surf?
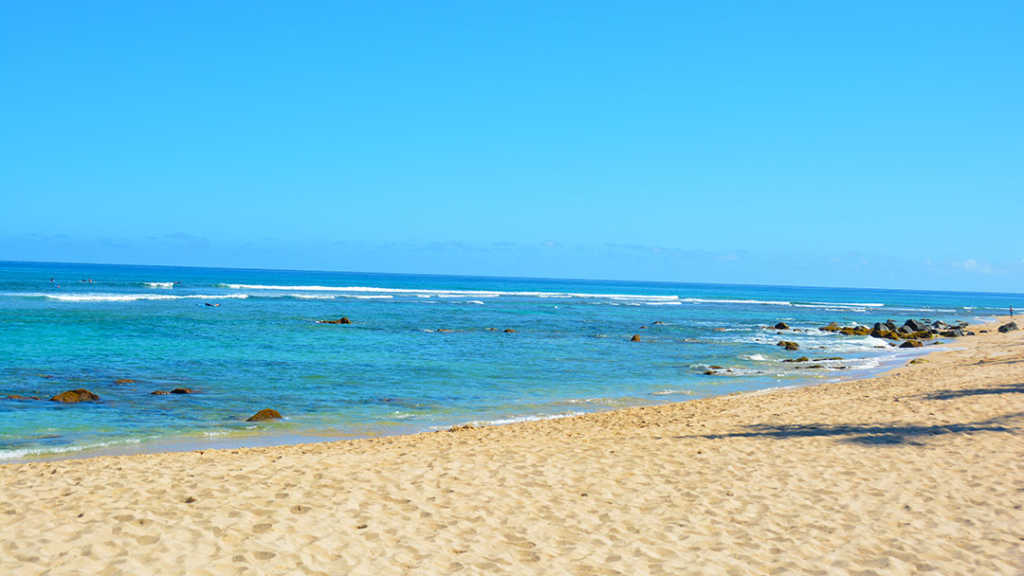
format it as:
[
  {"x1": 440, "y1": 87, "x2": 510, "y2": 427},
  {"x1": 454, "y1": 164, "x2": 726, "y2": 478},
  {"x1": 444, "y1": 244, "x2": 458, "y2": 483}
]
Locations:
[
  {"x1": 6, "y1": 292, "x2": 249, "y2": 303},
  {"x1": 218, "y1": 283, "x2": 682, "y2": 302}
]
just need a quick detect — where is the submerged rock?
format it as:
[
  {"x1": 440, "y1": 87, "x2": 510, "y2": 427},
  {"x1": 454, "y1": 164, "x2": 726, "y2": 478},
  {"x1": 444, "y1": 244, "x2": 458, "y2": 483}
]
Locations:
[
  {"x1": 151, "y1": 390, "x2": 170, "y2": 395},
  {"x1": 630, "y1": 334, "x2": 641, "y2": 342},
  {"x1": 651, "y1": 321, "x2": 665, "y2": 326},
  {"x1": 50, "y1": 389, "x2": 99, "y2": 403},
  {"x1": 113, "y1": 379, "x2": 136, "y2": 385},
  {"x1": 819, "y1": 322, "x2": 841, "y2": 332},
  {"x1": 5, "y1": 394, "x2": 40, "y2": 400},
  {"x1": 246, "y1": 408, "x2": 282, "y2": 422},
  {"x1": 170, "y1": 388, "x2": 193, "y2": 394},
  {"x1": 783, "y1": 356, "x2": 810, "y2": 363},
  {"x1": 899, "y1": 340, "x2": 923, "y2": 348},
  {"x1": 774, "y1": 322, "x2": 790, "y2": 330},
  {"x1": 777, "y1": 341, "x2": 800, "y2": 351},
  {"x1": 317, "y1": 317, "x2": 352, "y2": 325},
  {"x1": 998, "y1": 321, "x2": 1019, "y2": 333},
  {"x1": 504, "y1": 328, "x2": 516, "y2": 333}
]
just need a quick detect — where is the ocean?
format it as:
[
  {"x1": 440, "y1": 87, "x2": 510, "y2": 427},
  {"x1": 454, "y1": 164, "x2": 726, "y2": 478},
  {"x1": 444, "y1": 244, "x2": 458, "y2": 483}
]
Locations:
[{"x1": 0, "y1": 260, "x2": 1018, "y2": 461}]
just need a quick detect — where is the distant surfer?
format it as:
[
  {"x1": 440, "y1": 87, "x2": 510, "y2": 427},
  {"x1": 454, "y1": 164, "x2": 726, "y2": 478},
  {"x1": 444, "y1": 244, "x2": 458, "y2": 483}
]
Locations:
[
  {"x1": 205, "y1": 302, "x2": 220, "y2": 308},
  {"x1": 1012, "y1": 305, "x2": 1015, "y2": 318}
]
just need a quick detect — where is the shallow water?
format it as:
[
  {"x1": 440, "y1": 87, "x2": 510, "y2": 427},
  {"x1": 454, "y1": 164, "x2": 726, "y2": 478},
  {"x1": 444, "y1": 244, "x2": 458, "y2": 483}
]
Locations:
[{"x1": 1, "y1": 261, "x2": 1018, "y2": 460}]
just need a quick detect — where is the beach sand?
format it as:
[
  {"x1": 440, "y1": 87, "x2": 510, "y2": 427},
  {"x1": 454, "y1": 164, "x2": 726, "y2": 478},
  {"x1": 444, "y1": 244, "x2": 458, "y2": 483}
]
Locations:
[{"x1": 2, "y1": 318, "x2": 1022, "y2": 575}]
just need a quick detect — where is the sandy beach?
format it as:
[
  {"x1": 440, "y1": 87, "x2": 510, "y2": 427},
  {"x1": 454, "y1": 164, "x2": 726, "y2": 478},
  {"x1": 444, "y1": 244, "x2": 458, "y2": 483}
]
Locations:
[{"x1": 2, "y1": 318, "x2": 1022, "y2": 575}]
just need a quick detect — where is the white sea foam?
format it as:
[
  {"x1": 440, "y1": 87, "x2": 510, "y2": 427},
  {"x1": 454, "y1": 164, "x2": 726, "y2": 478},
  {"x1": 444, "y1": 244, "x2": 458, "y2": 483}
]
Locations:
[
  {"x1": 0, "y1": 437, "x2": 143, "y2": 461},
  {"x1": 144, "y1": 282, "x2": 174, "y2": 289},
  {"x1": 219, "y1": 283, "x2": 682, "y2": 304},
  {"x1": 743, "y1": 354, "x2": 769, "y2": 361},
  {"x1": 680, "y1": 297, "x2": 884, "y2": 311},
  {"x1": 10, "y1": 292, "x2": 249, "y2": 303},
  {"x1": 681, "y1": 297, "x2": 794, "y2": 306},
  {"x1": 651, "y1": 389, "x2": 696, "y2": 396},
  {"x1": 466, "y1": 412, "x2": 585, "y2": 427},
  {"x1": 466, "y1": 300, "x2": 485, "y2": 305}
]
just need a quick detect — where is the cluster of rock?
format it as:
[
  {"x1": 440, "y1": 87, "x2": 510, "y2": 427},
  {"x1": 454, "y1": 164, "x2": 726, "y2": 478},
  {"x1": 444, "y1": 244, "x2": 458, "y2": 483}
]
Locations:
[
  {"x1": 7, "y1": 383, "x2": 281, "y2": 423},
  {"x1": 768, "y1": 317, "x2": 980, "y2": 352},
  {"x1": 819, "y1": 318, "x2": 970, "y2": 340}
]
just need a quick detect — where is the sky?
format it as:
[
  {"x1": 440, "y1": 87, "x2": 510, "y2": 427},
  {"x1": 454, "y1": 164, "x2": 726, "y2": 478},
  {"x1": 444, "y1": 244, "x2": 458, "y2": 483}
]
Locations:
[{"x1": 1, "y1": 1, "x2": 1022, "y2": 291}]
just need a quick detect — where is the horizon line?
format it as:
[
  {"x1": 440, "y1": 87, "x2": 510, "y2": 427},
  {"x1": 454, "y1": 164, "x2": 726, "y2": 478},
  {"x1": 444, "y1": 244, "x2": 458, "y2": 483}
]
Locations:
[{"x1": 3, "y1": 258, "x2": 1022, "y2": 298}]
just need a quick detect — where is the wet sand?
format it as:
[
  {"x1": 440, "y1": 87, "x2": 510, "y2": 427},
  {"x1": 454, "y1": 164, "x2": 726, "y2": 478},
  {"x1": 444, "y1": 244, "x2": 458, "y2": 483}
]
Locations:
[{"x1": 2, "y1": 318, "x2": 1022, "y2": 575}]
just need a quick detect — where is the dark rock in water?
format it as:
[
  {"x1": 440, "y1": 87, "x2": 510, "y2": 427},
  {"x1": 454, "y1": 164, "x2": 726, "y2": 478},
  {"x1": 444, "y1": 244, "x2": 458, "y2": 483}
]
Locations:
[
  {"x1": 437, "y1": 328, "x2": 454, "y2": 333},
  {"x1": 151, "y1": 390, "x2": 170, "y2": 395},
  {"x1": 114, "y1": 379, "x2": 136, "y2": 385},
  {"x1": 318, "y1": 316, "x2": 352, "y2": 325},
  {"x1": 904, "y1": 319, "x2": 924, "y2": 332},
  {"x1": 170, "y1": 388, "x2": 193, "y2": 394},
  {"x1": 503, "y1": 328, "x2": 516, "y2": 333},
  {"x1": 899, "y1": 340, "x2": 923, "y2": 348},
  {"x1": 630, "y1": 334, "x2": 641, "y2": 342},
  {"x1": 819, "y1": 322, "x2": 841, "y2": 332},
  {"x1": 998, "y1": 321, "x2": 1019, "y2": 333},
  {"x1": 777, "y1": 341, "x2": 799, "y2": 351},
  {"x1": 702, "y1": 370, "x2": 714, "y2": 375},
  {"x1": 651, "y1": 321, "x2": 665, "y2": 325},
  {"x1": 774, "y1": 322, "x2": 789, "y2": 330},
  {"x1": 50, "y1": 389, "x2": 99, "y2": 403},
  {"x1": 870, "y1": 323, "x2": 887, "y2": 337},
  {"x1": 709, "y1": 365, "x2": 724, "y2": 370},
  {"x1": 783, "y1": 356, "x2": 810, "y2": 363},
  {"x1": 813, "y1": 357, "x2": 844, "y2": 361},
  {"x1": 485, "y1": 327, "x2": 498, "y2": 332},
  {"x1": 639, "y1": 325, "x2": 647, "y2": 329},
  {"x1": 246, "y1": 408, "x2": 282, "y2": 422}
]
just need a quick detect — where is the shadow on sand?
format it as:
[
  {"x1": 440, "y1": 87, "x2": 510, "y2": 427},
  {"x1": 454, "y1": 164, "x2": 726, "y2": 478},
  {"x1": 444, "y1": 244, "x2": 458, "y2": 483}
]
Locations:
[
  {"x1": 680, "y1": 412, "x2": 1022, "y2": 446},
  {"x1": 922, "y1": 383, "x2": 1024, "y2": 400}
]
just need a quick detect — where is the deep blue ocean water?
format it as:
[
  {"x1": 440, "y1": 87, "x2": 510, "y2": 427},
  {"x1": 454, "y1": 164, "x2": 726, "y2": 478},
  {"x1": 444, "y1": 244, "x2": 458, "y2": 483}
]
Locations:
[{"x1": 1, "y1": 261, "x2": 1019, "y2": 461}]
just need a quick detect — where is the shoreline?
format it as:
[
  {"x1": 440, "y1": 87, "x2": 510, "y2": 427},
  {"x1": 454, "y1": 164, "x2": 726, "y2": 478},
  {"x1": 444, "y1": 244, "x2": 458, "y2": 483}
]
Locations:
[
  {"x1": 2, "y1": 316, "x2": 1021, "y2": 574},
  {"x1": 3, "y1": 330, "x2": 937, "y2": 464}
]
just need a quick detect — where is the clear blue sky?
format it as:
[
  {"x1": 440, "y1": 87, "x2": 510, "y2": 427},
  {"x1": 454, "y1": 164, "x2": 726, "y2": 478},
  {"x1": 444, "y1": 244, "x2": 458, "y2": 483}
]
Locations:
[{"x1": 1, "y1": 1, "x2": 1021, "y2": 291}]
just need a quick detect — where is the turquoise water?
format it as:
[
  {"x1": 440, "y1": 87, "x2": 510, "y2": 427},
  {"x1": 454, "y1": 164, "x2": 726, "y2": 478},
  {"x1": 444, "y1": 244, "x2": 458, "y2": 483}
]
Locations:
[{"x1": 1, "y1": 261, "x2": 1019, "y2": 460}]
